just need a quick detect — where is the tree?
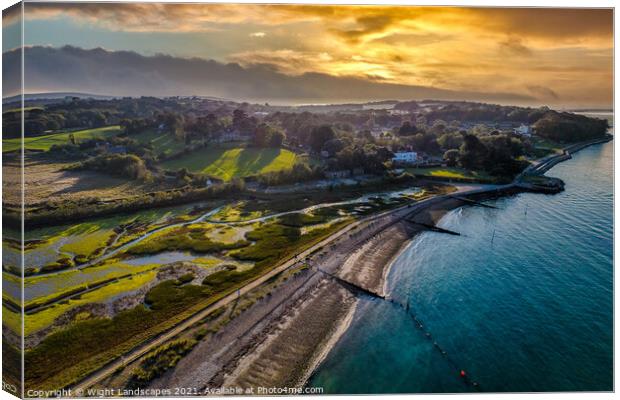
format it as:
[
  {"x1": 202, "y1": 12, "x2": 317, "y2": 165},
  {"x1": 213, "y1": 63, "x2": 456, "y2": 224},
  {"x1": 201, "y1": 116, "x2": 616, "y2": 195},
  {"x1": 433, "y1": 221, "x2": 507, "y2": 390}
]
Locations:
[
  {"x1": 269, "y1": 129, "x2": 285, "y2": 147},
  {"x1": 397, "y1": 121, "x2": 418, "y2": 136},
  {"x1": 443, "y1": 149, "x2": 459, "y2": 167},
  {"x1": 323, "y1": 138, "x2": 344, "y2": 156},
  {"x1": 309, "y1": 125, "x2": 335, "y2": 153},
  {"x1": 195, "y1": 113, "x2": 220, "y2": 145},
  {"x1": 254, "y1": 123, "x2": 272, "y2": 147},
  {"x1": 533, "y1": 111, "x2": 607, "y2": 142},
  {"x1": 437, "y1": 132, "x2": 464, "y2": 150},
  {"x1": 409, "y1": 133, "x2": 440, "y2": 154},
  {"x1": 480, "y1": 134, "x2": 527, "y2": 176},
  {"x1": 458, "y1": 134, "x2": 487, "y2": 170},
  {"x1": 232, "y1": 109, "x2": 257, "y2": 134},
  {"x1": 430, "y1": 120, "x2": 447, "y2": 135}
]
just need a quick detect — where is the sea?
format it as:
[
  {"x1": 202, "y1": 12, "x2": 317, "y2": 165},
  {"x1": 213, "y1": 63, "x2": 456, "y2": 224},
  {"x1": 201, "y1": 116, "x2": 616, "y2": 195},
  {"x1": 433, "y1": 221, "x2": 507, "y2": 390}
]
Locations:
[{"x1": 310, "y1": 140, "x2": 613, "y2": 393}]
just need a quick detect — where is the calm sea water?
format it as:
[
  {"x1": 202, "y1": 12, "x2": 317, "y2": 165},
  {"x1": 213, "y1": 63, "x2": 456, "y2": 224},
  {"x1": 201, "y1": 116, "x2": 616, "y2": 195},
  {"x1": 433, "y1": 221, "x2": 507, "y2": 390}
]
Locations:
[{"x1": 310, "y1": 141, "x2": 613, "y2": 393}]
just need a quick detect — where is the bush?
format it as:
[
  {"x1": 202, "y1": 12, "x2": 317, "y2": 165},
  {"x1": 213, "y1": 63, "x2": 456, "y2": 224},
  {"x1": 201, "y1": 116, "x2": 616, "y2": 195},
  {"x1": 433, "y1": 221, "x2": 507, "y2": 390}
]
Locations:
[
  {"x1": 126, "y1": 339, "x2": 196, "y2": 389},
  {"x1": 257, "y1": 162, "x2": 322, "y2": 186},
  {"x1": 74, "y1": 254, "x2": 88, "y2": 264},
  {"x1": 176, "y1": 273, "x2": 195, "y2": 285},
  {"x1": 194, "y1": 328, "x2": 208, "y2": 340},
  {"x1": 128, "y1": 227, "x2": 249, "y2": 255},
  {"x1": 40, "y1": 257, "x2": 75, "y2": 272},
  {"x1": 278, "y1": 212, "x2": 327, "y2": 227},
  {"x1": 74, "y1": 153, "x2": 149, "y2": 180}
]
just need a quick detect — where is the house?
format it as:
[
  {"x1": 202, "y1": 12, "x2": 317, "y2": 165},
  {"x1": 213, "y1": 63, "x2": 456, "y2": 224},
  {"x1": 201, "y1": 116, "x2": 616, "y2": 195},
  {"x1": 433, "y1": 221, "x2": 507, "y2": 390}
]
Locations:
[
  {"x1": 216, "y1": 130, "x2": 251, "y2": 143},
  {"x1": 392, "y1": 151, "x2": 418, "y2": 165},
  {"x1": 514, "y1": 124, "x2": 533, "y2": 136}
]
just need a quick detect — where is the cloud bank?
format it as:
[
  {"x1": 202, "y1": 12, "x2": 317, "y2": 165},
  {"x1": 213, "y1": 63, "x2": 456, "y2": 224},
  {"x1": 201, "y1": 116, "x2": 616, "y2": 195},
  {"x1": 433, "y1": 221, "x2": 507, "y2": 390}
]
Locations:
[{"x1": 6, "y1": 45, "x2": 539, "y2": 105}]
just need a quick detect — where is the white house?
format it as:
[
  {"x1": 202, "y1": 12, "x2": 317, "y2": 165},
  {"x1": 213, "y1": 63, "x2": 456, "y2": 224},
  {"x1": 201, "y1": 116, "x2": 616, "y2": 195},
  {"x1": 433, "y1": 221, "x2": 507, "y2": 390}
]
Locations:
[
  {"x1": 392, "y1": 151, "x2": 418, "y2": 164},
  {"x1": 514, "y1": 124, "x2": 533, "y2": 136}
]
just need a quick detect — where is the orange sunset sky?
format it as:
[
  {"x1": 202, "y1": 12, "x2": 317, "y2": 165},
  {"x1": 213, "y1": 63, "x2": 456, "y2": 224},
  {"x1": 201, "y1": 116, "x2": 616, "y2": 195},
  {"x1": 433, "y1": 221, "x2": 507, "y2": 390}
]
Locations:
[{"x1": 2, "y1": 3, "x2": 614, "y2": 108}]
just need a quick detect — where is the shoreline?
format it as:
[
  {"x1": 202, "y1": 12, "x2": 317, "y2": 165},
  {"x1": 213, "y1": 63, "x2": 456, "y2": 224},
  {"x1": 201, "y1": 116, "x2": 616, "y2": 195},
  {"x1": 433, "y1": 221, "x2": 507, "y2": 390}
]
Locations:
[
  {"x1": 298, "y1": 298, "x2": 359, "y2": 388},
  {"x1": 303, "y1": 136, "x2": 612, "y2": 387},
  {"x1": 94, "y1": 137, "x2": 611, "y2": 393}
]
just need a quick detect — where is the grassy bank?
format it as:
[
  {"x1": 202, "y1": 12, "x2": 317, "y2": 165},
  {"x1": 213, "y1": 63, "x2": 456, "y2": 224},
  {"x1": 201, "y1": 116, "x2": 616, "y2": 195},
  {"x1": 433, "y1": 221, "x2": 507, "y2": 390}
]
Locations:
[
  {"x1": 3, "y1": 126, "x2": 122, "y2": 152},
  {"x1": 405, "y1": 166, "x2": 494, "y2": 182},
  {"x1": 161, "y1": 147, "x2": 298, "y2": 181}
]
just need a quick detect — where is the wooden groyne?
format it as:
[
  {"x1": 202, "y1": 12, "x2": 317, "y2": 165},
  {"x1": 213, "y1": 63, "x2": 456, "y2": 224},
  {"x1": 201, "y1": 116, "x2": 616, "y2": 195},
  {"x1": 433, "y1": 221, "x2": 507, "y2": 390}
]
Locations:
[
  {"x1": 449, "y1": 195, "x2": 498, "y2": 209},
  {"x1": 312, "y1": 265, "x2": 386, "y2": 299},
  {"x1": 406, "y1": 220, "x2": 461, "y2": 236}
]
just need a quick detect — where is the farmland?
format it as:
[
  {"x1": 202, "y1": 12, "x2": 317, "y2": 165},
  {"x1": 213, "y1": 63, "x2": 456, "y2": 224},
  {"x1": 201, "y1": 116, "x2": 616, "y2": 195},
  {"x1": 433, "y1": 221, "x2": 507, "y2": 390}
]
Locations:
[
  {"x1": 161, "y1": 147, "x2": 298, "y2": 180},
  {"x1": 3, "y1": 126, "x2": 122, "y2": 152}
]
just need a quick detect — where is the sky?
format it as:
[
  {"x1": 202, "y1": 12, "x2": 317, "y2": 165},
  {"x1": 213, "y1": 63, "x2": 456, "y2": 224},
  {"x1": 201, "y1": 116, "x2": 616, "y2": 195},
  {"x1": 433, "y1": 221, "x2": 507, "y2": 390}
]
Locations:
[{"x1": 2, "y1": 3, "x2": 614, "y2": 108}]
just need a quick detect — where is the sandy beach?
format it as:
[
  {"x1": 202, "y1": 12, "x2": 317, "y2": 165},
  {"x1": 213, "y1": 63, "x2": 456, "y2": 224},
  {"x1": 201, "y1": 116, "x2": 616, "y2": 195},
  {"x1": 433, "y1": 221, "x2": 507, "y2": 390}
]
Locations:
[{"x1": 140, "y1": 189, "x2": 480, "y2": 393}]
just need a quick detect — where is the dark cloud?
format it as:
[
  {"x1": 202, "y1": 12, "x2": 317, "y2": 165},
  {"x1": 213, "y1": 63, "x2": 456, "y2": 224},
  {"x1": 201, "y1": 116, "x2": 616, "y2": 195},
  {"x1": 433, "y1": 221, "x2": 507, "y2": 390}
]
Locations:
[
  {"x1": 527, "y1": 85, "x2": 560, "y2": 100},
  {"x1": 332, "y1": 14, "x2": 398, "y2": 43},
  {"x1": 4, "y1": 45, "x2": 536, "y2": 105},
  {"x1": 499, "y1": 37, "x2": 532, "y2": 56},
  {"x1": 477, "y1": 8, "x2": 613, "y2": 42},
  {"x1": 373, "y1": 32, "x2": 452, "y2": 46}
]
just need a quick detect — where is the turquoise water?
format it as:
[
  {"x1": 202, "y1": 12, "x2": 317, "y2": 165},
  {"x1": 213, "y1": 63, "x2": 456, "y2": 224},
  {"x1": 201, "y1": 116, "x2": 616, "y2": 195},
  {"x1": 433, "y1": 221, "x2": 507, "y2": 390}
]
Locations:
[{"x1": 310, "y1": 141, "x2": 613, "y2": 393}]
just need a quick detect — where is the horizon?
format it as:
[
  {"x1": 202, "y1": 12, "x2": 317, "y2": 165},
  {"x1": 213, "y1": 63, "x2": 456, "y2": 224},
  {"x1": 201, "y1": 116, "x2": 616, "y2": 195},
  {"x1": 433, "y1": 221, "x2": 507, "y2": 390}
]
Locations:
[{"x1": 2, "y1": 90, "x2": 614, "y2": 113}]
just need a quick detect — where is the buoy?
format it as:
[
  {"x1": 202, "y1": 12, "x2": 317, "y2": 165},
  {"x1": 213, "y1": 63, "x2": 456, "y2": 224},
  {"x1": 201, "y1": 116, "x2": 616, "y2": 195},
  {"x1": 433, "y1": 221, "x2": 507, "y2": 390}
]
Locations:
[{"x1": 460, "y1": 370, "x2": 466, "y2": 377}]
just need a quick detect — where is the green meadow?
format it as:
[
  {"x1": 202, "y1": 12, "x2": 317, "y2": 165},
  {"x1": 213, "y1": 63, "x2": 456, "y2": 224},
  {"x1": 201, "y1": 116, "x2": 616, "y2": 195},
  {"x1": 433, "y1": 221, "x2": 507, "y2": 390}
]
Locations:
[
  {"x1": 2, "y1": 126, "x2": 122, "y2": 152},
  {"x1": 161, "y1": 147, "x2": 298, "y2": 181},
  {"x1": 406, "y1": 166, "x2": 493, "y2": 182},
  {"x1": 131, "y1": 129, "x2": 187, "y2": 156}
]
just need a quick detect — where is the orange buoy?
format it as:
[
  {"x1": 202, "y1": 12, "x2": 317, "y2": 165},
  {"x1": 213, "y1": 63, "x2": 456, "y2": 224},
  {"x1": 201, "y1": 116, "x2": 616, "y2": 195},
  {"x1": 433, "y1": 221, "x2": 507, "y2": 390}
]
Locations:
[{"x1": 460, "y1": 370, "x2": 466, "y2": 377}]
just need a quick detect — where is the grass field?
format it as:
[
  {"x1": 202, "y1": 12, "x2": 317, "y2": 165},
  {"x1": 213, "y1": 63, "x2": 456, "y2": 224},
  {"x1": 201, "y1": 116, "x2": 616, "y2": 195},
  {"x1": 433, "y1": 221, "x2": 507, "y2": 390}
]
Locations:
[
  {"x1": 406, "y1": 166, "x2": 493, "y2": 181},
  {"x1": 130, "y1": 129, "x2": 187, "y2": 156},
  {"x1": 532, "y1": 137, "x2": 564, "y2": 151},
  {"x1": 161, "y1": 147, "x2": 298, "y2": 181},
  {"x1": 3, "y1": 126, "x2": 122, "y2": 152}
]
